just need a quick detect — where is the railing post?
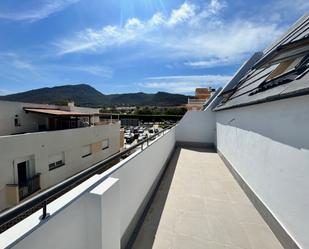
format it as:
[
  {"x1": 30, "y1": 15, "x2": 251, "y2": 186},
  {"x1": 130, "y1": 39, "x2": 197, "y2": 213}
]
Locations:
[{"x1": 40, "y1": 201, "x2": 49, "y2": 220}]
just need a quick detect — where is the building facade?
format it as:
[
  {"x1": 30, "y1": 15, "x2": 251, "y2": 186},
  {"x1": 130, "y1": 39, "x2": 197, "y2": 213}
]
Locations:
[
  {"x1": 186, "y1": 87, "x2": 215, "y2": 111},
  {"x1": 0, "y1": 100, "x2": 120, "y2": 211}
]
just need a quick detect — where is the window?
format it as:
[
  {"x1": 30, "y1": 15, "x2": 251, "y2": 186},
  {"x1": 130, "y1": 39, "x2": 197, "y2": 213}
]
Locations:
[
  {"x1": 48, "y1": 152, "x2": 65, "y2": 171},
  {"x1": 81, "y1": 144, "x2": 92, "y2": 158},
  {"x1": 102, "y1": 139, "x2": 109, "y2": 150},
  {"x1": 250, "y1": 55, "x2": 309, "y2": 96},
  {"x1": 266, "y1": 57, "x2": 303, "y2": 81},
  {"x1": 14, "y1": 115, "x2": 21, "y2": 127}
]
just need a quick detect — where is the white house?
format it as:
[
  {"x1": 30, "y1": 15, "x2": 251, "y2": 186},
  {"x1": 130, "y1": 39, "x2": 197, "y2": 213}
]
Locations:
[{"x1": 0, "y1": 100, "x2": 120, "y2": 211}]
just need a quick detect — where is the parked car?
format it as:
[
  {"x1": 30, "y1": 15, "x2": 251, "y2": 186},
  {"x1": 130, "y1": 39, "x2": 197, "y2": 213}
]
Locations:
[
  {"x1": 124, "y1": 132, "x2": 135, "y2": 144},
  {"x1": 137, "y1": 134, "x2": 147, "y2": 142},
  {"x1": 125, "y1": 134, "x2": 135, "y2": 144}
]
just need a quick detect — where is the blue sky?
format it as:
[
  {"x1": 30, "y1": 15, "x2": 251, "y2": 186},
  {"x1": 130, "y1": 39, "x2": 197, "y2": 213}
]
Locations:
[{"x1": 0, "y1": 0, "x2": 308, "y2": 95}]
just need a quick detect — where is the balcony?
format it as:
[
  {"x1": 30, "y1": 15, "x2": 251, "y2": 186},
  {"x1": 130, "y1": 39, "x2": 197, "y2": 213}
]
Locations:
[
  {"x1": 19, "y1": 174, "x2": 41, "y2": 201},
  {"x1": 186, "y1": 99, "x2": 208, "y2": 111},
  {"x1": 6, "y1": 174, "x2": 41, "y2": 208},
  {"x1": 131, "y1": 147, "x2": 282, "y2": 249},
  {"x1": 187, "y1": 98, "x2": 208, "y2": 105}
]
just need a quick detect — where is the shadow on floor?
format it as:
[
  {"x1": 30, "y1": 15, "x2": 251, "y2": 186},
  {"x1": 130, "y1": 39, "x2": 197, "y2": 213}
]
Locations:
[
  {"x1": 126, "y1": 147, "x2": 181, "y2": 249},
  {"x1": 179, "y1": 146, "x2": 216, "y2": 153},
  {"x1": 128, "y1": 146, "x2": 213, "y2": 249}
]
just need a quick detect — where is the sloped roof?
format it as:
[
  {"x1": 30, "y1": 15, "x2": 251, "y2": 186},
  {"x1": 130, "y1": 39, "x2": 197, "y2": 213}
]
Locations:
[
  {"x1": 213, "y1": 12, "x2": 309, "y2": 111},
  {"x1": 263, "y1": 13, "x2": 309, "y2": 57},
  {"x1": 24, "y1": 108, "x2": 98, "y2": 116},
  {"x1": 195, "y1": 88, "x2": 211, "y2": 94}
]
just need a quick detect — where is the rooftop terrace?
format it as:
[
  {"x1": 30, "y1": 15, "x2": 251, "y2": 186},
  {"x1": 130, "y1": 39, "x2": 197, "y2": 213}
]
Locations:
[
  {"x1": 132, "y1": 147, "x2": 282, "y2": 249},
  {"x1": 1, "y1": 14, "x2": 308, "y2": 248}
]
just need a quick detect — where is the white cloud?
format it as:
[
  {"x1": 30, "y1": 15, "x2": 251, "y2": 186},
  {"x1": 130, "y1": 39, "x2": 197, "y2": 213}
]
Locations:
[
  {"x1": 125, "y1": 18, "x2": 145, "y2": 29},
  {"x1": 54, "y1": 0, "x2": 284, "y2": 70},
  {"x1": 0, "y1": 89, "x2": 13, "y2": 96},
  {"x1": 58, "y1": 65, "x2": 113, "y2": 78},
  {"x1": 0, "y1": 52, "x2": 34, "y2": 70},
  {"x1": 208, "y1": 0, "x2": 226, "y2": 14},
  {"x1": 0, "y1": 51, "x2": 113, "y2": 86},
  {"x1": 140, "y1": 74, "x2": 232, "y2": 93},
  {"x1": 184, "y1": 57, "x2": 234, "y2": 68},
  {"x1": 0, "y1": 0, "x2": 79, "y2": 22},
  {"x1": 149, "y1": 13, "x2": 165, "y2": 26},
  {"x1": 55, "y1": 22, "x2": 143, "y2": 55},
  {"x1": 145, "y1": 75, "x2": 230, "y2": 81},
  {"x1": 158, "y1": 20, "x2": 281, "y2": 59},
  {"x1": 167, "y1": 2, "x2": 196, "y2": 26},
  {"x1": 54, "y1": 2, "x2": 209, "y2": 55}
]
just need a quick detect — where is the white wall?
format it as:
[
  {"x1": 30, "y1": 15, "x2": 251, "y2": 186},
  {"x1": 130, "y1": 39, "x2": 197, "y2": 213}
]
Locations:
[
  {"x1": 67, "y1": 105, "x2": 101, "y2": 123},
  {"x1": 6, "y1": 127, "x2": 176, "y2": 249},
  {"x1": 10, "y1": 177, "x2": 121, "y2": 249},
  {"x1": 69, "y1": 106, "x2": 100, "y2": 114},
  {"x1": 0, "y1": 123, "x2": 120, "y2": 210},
  {"x1": 0, "y1": 101, "x2": 58, "y2": 136},
  {"x1": 12, "y1": 191, "x2": 97, "y2": 249},
  {"x1": 176, "y1": 109, "x2": 216, "y2": 145},
  {"x1": 0, "y1": 100, "x2": 101, "y2": 136},
  {"x1": 111, "y1": 127, "x2": 175, "y2": 242},
  {"x1": 216, "y1": 95, "x2": 309, "y2": 248}
]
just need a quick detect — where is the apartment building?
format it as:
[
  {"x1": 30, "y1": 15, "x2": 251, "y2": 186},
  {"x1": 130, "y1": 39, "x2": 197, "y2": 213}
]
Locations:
[
  {"x1": 0, "y1": 100, "x2": 120, "y2": 211},
  {"x1": 186, "y1": 87, "x2": 215, "y2": 110},
  {"x1": 0, "y1": 12, "x2": 309, "y2": 249}
]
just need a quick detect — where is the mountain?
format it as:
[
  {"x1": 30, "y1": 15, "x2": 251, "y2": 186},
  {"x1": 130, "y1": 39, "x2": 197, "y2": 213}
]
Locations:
[
  {"x1": 107, "y1": 92, "x2": 188, "y2": 106},
  {"x1": 0, "y1": 84, "x2": 189, "y2": 107}
]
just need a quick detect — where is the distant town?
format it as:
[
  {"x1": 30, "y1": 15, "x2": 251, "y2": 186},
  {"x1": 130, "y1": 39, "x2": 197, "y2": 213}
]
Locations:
[{"x1": 0, "y1": 86, "x2": 216, "y2": 213}]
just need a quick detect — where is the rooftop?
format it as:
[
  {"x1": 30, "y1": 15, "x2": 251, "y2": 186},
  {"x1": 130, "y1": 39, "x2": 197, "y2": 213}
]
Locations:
[
  {"x1": 195, "y1": 88, "x2": 212, "y2": 94},
  {"x1": 214, "y1": 13, "x2": 309, "y2": 111},
  {"x1": 131, "y1": 147, "x2": 282, "y2": 249},
  {"x1": 24, "y1": 108, "x2": 99, "y2": 116}
]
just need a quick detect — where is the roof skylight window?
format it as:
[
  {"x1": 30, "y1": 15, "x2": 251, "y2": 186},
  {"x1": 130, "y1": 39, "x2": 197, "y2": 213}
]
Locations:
[{"x1": 249, "y1": 53, "x2": 309, "y2": 96}]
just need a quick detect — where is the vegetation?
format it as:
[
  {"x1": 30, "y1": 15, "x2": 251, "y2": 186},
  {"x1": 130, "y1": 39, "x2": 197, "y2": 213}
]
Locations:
[{"x1": 101, "y1": 106, "x2": 187, "y2": 116}]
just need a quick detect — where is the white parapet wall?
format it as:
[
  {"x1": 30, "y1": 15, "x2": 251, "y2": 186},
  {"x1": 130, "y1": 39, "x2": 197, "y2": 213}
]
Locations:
[
  {"x1": 111, "y1": 127, "x2": 176, "y2": 246},
  {"x1": 1, "y1": 127, "x2": 176, "y2": 249},
  {"x1": 10, "y1": 177, "x2": 121, "y2": 249},
  {"x1": 175, "y1": 109, "x2": 216, "y2": 146},
  {"x1": 0, "y1": 123, "x2": 120, "y2": 211},
  {"x1": 216, "y1": 94, "x2": 309, "y2": 249}
]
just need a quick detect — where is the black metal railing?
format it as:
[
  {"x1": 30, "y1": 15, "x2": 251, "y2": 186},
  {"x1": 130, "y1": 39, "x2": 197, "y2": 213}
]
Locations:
[
  {"x1": 19, "y1": 174, "x2": 41, "y2": 200},
  {"x1": 0, "y1": 125, "x2": 175, "y2": 233}
]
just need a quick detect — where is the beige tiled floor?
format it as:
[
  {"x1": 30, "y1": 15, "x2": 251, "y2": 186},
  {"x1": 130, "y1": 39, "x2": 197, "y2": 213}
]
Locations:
[{"x1": 132, "y1": 147, "x2": 283, "y2": 249}]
